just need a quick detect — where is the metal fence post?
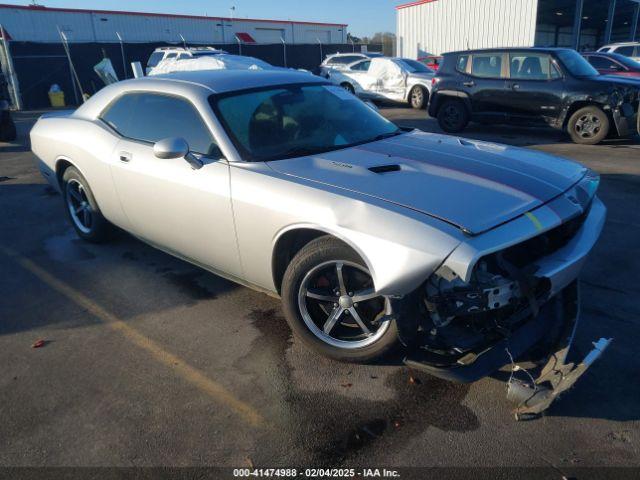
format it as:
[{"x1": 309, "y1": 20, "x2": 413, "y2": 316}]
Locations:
[
  {"x1": 317, "y1": 38, "x2": 323, "y2": 65},
  {"x1": 281, "y1": 37, "x2": 287, "y2": 68},
  {"x1": 0, "y1": 23, "x2": 22, "y2": 110},
  {"x1": 604, "y1": 0, "x2": 617, "y2": 45},
  {"x1": 116, "y1": 31, "x2": 127, "y2": 79},
  {"x1": 236, "y1": 35, "x2": 242, "y2": 56}
]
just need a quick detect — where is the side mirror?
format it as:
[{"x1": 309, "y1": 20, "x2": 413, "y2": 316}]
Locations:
[{"x1": 153, "y1": 137, "x2": 203, "y2": 169}]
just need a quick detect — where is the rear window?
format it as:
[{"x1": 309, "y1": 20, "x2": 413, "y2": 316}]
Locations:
[
  {"x1": 327, "y1": 55, "x2": 362, "y2": 65},
  {"x1": 456, "y1": 54, "x2": 469, "y2": 73},
  {"x1": 147, "y1": 52, "x2": 164, "y2": 68},
  {"x1": 471, "y1": 53, "x2": 503, "y2": 78}
]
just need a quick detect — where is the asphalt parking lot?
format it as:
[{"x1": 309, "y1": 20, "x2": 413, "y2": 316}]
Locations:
[{"x1": 1, "y1": 108, "x2": 639, "y2": 476}]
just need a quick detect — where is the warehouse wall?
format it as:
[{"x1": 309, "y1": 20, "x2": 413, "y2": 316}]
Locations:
[
  {"x1": 0, "y1": 5, "x2": 346, "y2": 44},
  {"x1": 397, "y1": 0, "x2": 539, "y2": 58}
]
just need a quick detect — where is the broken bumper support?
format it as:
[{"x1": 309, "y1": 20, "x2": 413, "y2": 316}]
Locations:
[
  {"x1": 404, "y1": 282, "x2": 612, "y2": 418},
  {"x1": 507, "y1": 336, "x2": 612, "y2": 420}
]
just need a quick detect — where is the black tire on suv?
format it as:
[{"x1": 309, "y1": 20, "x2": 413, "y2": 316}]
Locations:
[
  {"x1": 436, "y1": 98, "x2": 470, "y2": 133},
  {"x1": 567, "y1": 106, "x2": 610, "y2": 145}
]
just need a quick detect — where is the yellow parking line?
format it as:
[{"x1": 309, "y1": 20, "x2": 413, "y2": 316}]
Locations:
[{"x1": 0, "y1": 245, "x2": 264, "y2": 428}]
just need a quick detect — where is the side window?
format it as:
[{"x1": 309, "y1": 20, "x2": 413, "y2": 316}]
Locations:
[
  {"x1": 164, "y1": 53, "x2": 178, "y2": 60},
  {"x1": 471, "y1": 53, "x2": 503, "y2": 78},
  {"x1": 456, "y1": 54, "x2": 469, "y2": 73},
  {"x1": 587, "y1": 56, "x2": 620, "y2": 70},
  {"x1": 351, "y1": 60, "x2": 371, "y2": 71},
  {"x1": 177, "y1": 53, "x2": 190, "y2": 59},
  {"x1": 616, "y1": 46, "x2": 634, "y2": 56},
  {"x1": 101, "y1": 93, "x2": 217, "y2": 156},
  {"x1": 509, "y1": 53, "x2": 558, "y2": 80}
]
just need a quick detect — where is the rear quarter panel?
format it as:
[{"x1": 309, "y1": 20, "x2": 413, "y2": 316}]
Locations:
[{"x1": 30, "y1": 115, "x2": 127, "y2": 228}]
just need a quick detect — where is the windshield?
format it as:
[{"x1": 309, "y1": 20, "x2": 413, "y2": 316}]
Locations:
[
  {"x1": 211, "y1": 83, "x2": 401, "y2": 162},
  {"x1": 557, "y1": 50, "x2": 599, "y2": 77},
  {"x1": 397, "y1": 59, "x2": 433, "y2": 73}
]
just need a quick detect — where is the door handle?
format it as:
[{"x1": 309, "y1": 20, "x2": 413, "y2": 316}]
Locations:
[
  {"x1": 463, "y1": 81, "x2": 475, "y2": 87},
  {"x1": 119, "y1": 151, "x2": 132, "y2": 163},
  {"x1": 512, "y1": 83, "x2": 521, "y2": 90}
]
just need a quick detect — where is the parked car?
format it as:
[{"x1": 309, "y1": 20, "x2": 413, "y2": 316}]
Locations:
[
  {"x1": 328, "y1": 57, "x2": 434, "y2": 109},
  {"x1": 148, "y1": 54, "x2": 278, "y2": 76},
  {"x1": 429, "y1": 47, "x2": 640, "y2": 144},
  {"x1": 318, "y1": 52, "x2": 384, "y2": 77},
  {"x1": 146, "y1": 46, "x2": 228, "y2": 75},
  {"x1": 419, "y1": 55, "x2": 443, "y2": 71},
  {"x1": 0, "y1": 73, "x2": 16, "y2": 142},
  {"x1": 597, "y1": 42, "x2": 640, "y2": 62},
  {"x1": 30, "y1": 70, "x2": 610, "y2": 412},
  {"x1": 582, "y1": 51, "x2": 640, "y2": 78}
]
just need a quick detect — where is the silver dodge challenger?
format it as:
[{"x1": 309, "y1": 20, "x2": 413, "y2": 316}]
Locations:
[{"x1": 31, "y1": 70, "x2": 610, "y2": 415}]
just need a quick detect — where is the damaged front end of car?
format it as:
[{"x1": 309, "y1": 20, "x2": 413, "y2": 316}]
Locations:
[{"x1": 395, "y1": 172, "x2": 611, "y2": 419}]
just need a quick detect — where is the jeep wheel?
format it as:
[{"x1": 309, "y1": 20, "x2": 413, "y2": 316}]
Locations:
[
  {"x1": 437, "y1": 99, "x2": 469, "y2": 133},
  {"x1": 567, "y1": 106, "x2": 609, "y2": 145}
]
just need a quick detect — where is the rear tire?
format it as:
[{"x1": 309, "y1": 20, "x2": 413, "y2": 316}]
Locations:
[
  {"x1": 340, "y1": 82, "x2": 355, "y2": 94},
  {"x1": 409, "y1": 86, "x2": 428, "y2": 109},
  {"x1": 0, "y1": 113, "x2": 16, "y2": 142},
  {"x1": 437, "y1": 98, "x2": 469, "y2": 133},
  {"x1": 567, "y1": 106, "x2": 609, "y2": 145},
  {"x1": 281, "y1": 236, "x2": 398, "y2": 362},
  {"x1": 62, "y1": 166, "x2": 112, "y2": 243}
]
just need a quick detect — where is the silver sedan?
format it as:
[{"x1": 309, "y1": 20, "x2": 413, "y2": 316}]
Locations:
[{"x1": 30, "y1": 70, "x2": 609, "y2": 401}]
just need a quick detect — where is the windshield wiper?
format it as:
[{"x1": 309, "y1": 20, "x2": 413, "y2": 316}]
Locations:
[{"x1": 371, "y1": 130, "x2": 404, "y2": 142}]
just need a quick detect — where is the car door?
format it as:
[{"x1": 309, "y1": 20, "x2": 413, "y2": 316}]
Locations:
[
  {"x1": 465, "y1": 52, "x2": 510, "y2": 122},
  {"x1": 343, "y1": 60, "x2": 374, "y2": 94},
  {"x1": 99, "y1": 91, "x2": 242, "y2": 277},
  {"x1": 503, "y1": 52, "x2": 564, "y2": 126}
]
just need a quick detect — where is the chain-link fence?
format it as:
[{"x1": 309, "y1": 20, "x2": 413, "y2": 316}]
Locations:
[{"x1": 1, "y1": 41, "x2": 383, "y2": 110}]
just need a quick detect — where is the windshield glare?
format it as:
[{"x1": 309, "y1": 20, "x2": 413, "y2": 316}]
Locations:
[
  {"x1": 557, "y1": 50, "x2": 599, "y2": 77},
  {"x1": 211, "y1": 84, "x2": 400, "y2": 162}
]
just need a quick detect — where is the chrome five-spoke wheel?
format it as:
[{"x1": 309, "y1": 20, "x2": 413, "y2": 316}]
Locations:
[{"x1": 298, "y1": 260, "x2": 391, "y2": 349}]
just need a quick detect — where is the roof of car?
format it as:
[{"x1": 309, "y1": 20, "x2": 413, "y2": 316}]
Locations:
[
  {"x1": 144, "y1": 69, "x2": 325, "y2": 93},
  {"x1": 444, "y1": 47, "x2": 574, "y2": 56}
]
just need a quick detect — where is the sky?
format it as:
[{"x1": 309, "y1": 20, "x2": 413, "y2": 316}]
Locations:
[{"x1": 7, "y1": 1, "x2": 399, "y2": 37}]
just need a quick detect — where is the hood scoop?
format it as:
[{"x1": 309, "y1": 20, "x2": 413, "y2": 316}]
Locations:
[{"x1": 369, "y1": 164, "x2": 401, "y2": 174}]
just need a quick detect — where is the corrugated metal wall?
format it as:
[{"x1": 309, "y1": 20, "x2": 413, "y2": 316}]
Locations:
[
  {"x1": 397, "y1": 0, "x2": 539, "y2": 58},
  {"x1": 0, "y1": 6, "x2": 346, "y2": 44}
]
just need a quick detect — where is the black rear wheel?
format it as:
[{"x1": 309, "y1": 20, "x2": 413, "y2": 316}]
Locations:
[
  {"x1": 340, "y1": 82, "x2": 355, "y2": 94},
  {"x1": 437, "y1": 98, "x2": 469, "y2": 133},
  {"x1": 62, "y1": 166, "x2": 112, "y2": 243}
]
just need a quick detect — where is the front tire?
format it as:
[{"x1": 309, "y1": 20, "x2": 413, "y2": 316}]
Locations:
[
  {"x1": 281, "y1": 236, "x2": 398, "y2": 362},
  {"x1": 62, "y1": 166, "x2": 112, "y2": 243},
  {"x1": 567, "y1": 106, "x2": 610, "y2": 145},
  {"x1": 437, "y1": 98, "x2": 469, "y2": 133},
  {"x1": 409, "y1": 86, "x2": 428, "y2": 109}
]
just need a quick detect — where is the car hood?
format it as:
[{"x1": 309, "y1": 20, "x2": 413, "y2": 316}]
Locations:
[
  {"x1": 267, "y1": 131, "x2": 587, "y2": 235},
  {"x1": 589, "y1": 74, "x2": 640, "y2": 87}
]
